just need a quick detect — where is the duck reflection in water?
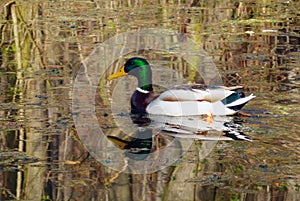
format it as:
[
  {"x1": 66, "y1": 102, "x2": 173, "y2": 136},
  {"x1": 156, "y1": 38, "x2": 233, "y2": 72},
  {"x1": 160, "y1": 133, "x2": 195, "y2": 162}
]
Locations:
[
  {"x1": 106, "y1": 113, "x2": 253, "y2": 161},
  {"x1": 107, "y1": 114, "x2": 156, "y2": 161}
]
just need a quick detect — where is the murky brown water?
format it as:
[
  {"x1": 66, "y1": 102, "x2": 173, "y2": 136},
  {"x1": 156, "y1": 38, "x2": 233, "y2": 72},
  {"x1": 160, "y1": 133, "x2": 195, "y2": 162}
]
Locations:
[{"x1": 0, "y1": 0, "x2": 299, "y2": 200}]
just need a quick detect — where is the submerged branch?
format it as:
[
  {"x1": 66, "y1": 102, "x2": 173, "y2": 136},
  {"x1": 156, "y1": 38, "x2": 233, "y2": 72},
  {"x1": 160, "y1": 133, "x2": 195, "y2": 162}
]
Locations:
[{"x1": 104, "y1": 158, "x2": 128, "y2": 187}]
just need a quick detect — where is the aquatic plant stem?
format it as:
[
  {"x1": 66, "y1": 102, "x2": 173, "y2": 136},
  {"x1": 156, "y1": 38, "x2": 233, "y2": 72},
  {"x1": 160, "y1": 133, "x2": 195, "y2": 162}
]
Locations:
[
  {"x1": 11, "y1": 5, "x2": 25, "y2": 199},
  {"x1": 11, "y1": 4, "x2": 22, "y2": 71}
]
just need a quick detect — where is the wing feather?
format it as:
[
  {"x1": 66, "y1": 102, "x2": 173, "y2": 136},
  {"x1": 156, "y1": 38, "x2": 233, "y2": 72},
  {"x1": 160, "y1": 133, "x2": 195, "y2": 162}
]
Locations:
[{"x1": 158, "y1": 88, "x2": 234, "y2": 102}]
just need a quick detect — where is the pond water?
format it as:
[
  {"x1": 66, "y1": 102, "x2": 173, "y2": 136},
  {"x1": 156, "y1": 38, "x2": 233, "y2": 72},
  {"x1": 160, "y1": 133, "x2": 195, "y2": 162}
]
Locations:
[{"x1": 0, "y1": 0, "x2": 299, "y2": 200}]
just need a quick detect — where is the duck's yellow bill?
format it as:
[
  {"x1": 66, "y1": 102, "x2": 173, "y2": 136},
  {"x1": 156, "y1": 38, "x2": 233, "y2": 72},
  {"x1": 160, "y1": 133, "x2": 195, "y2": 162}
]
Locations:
[
  {"x1": 107, "y1": 136, "x2": 128, "y2": 150},
  {"x1": 107, "y1": 66, "x2": 127, "y2": 80}
]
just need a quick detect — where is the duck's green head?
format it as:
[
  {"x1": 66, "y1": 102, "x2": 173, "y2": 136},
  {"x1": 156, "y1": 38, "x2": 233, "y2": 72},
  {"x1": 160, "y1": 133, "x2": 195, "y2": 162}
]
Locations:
[{"x1": 108, "y1": 57, "x2": 153, "y2": 91}]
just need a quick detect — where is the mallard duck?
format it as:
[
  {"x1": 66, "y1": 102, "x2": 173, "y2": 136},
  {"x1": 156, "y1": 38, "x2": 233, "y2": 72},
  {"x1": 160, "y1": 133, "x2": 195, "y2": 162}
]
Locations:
[{"x1": 108, "y1": 57, "x2": 255, "y2": 116}]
